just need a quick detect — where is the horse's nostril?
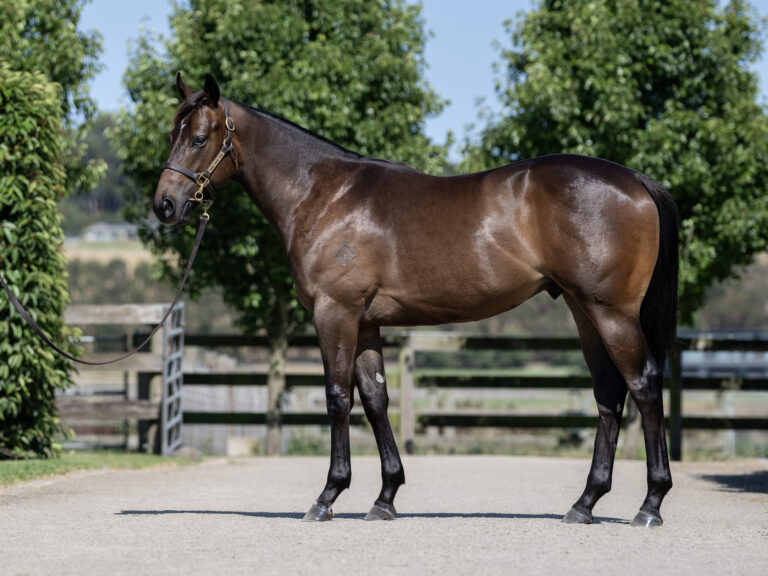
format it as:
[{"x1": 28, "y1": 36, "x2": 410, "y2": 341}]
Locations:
[{"x1": 162, "y1": 197, "x2": 176, "y2": 219}]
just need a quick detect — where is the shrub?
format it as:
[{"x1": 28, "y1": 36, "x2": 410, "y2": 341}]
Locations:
[{"x1": 0, "y1": 64, "x2": 78, "y2": 458}]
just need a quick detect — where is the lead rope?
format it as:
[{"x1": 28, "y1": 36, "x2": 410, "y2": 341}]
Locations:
[{"x1": 0, "y1": 211, "x2": 210, "y2": 366}]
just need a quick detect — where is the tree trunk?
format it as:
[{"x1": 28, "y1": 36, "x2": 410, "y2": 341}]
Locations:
[{"x1": 265, "y1": 300, "x2": 289, "y2": 456}]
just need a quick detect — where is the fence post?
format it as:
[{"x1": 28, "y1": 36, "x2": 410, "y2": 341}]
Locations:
[
  {"x1": 399, "y1": 334, "x2": 415, "y2": 454},
  {"x1": 137, "y1": 371, "x2": 153, "y2": 453},
  {"x1": 266, "y1": 325, "x2": 288, "y2": 456},
  {"x1": 668, "y1": 341, "x2": 682, "y2": 461}
]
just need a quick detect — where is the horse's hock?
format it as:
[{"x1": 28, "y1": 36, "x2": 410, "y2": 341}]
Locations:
[{"x1": 60, "y1": 303, "x2": 184, "y2": 455}]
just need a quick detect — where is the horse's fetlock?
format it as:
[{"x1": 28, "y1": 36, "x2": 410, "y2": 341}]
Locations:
[
  {"x1": 385, "y1": 466, "x2": 405, "y2": 488},
  {"x1": 595, "y1": 478, "x2": 612, "y2": 497},
  {"x1": 650, "y1": 471, "x2": 673, "y2": 494},
  {"x1": 328, "y1": 468, "x2": 351, "y2": 490},
  {"x1": 588, "y1": 469, "x2": 612, "y2": 498}
]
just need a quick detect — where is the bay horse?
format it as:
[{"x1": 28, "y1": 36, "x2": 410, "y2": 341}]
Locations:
[{"x1": 155, "y1": 74, "x2": 679, "y2": 527}]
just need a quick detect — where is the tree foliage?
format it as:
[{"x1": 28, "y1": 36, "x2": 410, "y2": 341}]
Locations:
[
  {"x1": 696, "y1": 254, "x2": 768, "y2": 330},
  {"x1": 463, "y1": 0, "x2": 768, "y2": 321},
  {"x1": 60, "y1": 114, "x2": 135, "y2": 235},
  {"x1": 0, "y1": 65, "x2": 77, "y2": 458},
  {"x1": 0, "y1": 0, "x2": 105, "y2": 195},
  {"x1": 111, "y1": 0, "x2": 446, "y2": 342}
]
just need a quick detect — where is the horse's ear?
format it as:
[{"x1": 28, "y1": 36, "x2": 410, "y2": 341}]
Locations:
[
  {"x1": 176, "y1": 72, "x2": 193, "y2": 101},
  {"x1": 203, "y1": 74, "x2": 220, "y2": 108}
]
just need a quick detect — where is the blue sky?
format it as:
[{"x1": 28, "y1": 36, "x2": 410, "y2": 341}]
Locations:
[{"x1": 81, "y1": 0, "x2": 768, "y2": 160}]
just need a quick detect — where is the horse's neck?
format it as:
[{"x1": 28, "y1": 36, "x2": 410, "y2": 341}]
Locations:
[{"x1": 233, "y1": 105, "x2": 356, "y2": 248}]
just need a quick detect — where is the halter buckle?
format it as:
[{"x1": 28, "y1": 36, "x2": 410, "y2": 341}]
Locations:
[
  {"x1": 225, "y1": 116, "x2": 235, "y2": 132},
  {"x1": 192, "y1": 174, "x2": 209, "y2": 203},
  {"x1": 192, "y1": 185, "x2": 205, "y2": 203}
]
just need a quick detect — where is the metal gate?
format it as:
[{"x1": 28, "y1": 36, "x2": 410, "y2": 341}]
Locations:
[{"x1": 161, "y1": 302, "x2": 185, "y2": 455}]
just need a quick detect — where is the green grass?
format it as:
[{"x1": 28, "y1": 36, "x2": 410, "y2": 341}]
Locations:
[{"x1": 0, "y1": 451, "x2": 192, "y2": 488}]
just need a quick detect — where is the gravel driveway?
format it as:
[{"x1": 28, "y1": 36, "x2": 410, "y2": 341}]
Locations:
[{"x1": 2, "y1": 456, "x2": 767, "y2": 575}]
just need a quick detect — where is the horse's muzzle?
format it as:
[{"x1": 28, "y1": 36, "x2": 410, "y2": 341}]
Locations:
[{"x1": 154, "y1": 196, "x2": 177, "y2": 223}]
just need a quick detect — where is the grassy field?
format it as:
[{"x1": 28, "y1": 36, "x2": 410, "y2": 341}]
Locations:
[
  {"x1": 0, "y1": 452, "x2": 193, "y2": 488},
  {"x1": 64, "y1": 239, "x2": 153, "y2": 270}
]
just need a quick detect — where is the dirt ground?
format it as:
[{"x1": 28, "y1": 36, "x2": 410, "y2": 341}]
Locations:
[{"x1": 2, "y1": 456, "x2": 767, "y2": 575}]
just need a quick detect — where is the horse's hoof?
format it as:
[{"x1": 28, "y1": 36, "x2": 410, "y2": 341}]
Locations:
[
  {"x1": 562, "y1": 506, "x2": 593, "y2": 524},
  {"x1": 364, "y1": 502, "x2": 396, "y2": 521},
  {"x1": 302, "y1": 501, "x2": 333, "y2": 522},
  {"x1": 631, "y1": 509, "x2": 663, "y2": 527}
]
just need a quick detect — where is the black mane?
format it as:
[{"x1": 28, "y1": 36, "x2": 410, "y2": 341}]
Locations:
[
  {"x1": 244, "y1": 103, "x2": 363, "y2": 159},
  {"x1": 172, "y1": 92, "x2": 362, "y2": 159}
]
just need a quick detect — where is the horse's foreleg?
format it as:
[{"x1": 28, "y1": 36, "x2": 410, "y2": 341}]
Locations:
[
  {"x1": 302, "y1": 299, "x2": 360, "y2": 522},
  {"x1": 355, "y1": 326, "x2": 405, "y2": 520},
  {"x1": 563, "y1": 295, "x2": 628, "y2": 524}
]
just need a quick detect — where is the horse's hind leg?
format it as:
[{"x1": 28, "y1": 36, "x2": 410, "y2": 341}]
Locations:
[
  {"x1": 355, "y1": 326, "x2": 405, "y2": 520},
  {"x1": 580, "y1": 302, "x2": 672, "y2": 527},
  {"x1": 562, "y1": 295, "x2": 628, "y2": 524}
]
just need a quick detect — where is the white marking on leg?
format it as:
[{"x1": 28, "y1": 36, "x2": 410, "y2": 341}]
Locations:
[{"x1": 375, "y1": 372, "x2": 385, "y2": 384}]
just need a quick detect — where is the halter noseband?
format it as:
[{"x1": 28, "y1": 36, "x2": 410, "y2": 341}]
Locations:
[{"x1": 164, "y1": 99, "x2": 236, "y2": 214}]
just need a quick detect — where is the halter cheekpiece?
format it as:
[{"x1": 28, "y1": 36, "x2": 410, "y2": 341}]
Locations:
[{"x1": 163, "y1": 99, "x2": 236, "y2": 216}]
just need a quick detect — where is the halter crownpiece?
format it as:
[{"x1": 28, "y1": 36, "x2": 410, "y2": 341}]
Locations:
[{"x1": 164, "y1": 99, "x2": 236, "y2": 208}]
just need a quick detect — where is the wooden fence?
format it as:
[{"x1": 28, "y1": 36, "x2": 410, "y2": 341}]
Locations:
[
  {"x1": 59, "y1": 304, "x2": 183, "y2": 455},
  {"x1": 142, "y1": 329, "x2": 768, "y2": 460}
]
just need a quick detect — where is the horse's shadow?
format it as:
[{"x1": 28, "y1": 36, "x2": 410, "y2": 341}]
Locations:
[
  {"x1": 116, "y1": 509, "x2": 629, "y2": 524},
  {"x1": 698, "y1": 470, "x2": 768, "y2": 495}
]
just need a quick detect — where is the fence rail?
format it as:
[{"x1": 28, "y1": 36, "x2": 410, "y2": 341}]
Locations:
[
  {"x1": 157, "y1": 329, "x2": 768, "y2": 459},
  {"x1": 61, "y1": 298, "x2": 768, "y2": 458}
]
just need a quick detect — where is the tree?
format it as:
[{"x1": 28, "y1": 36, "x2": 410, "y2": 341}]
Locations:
[
  {"x1": 0, "y1": 0, "x2": 105, "y2": 196},
  {"x1": 60, "y1": 113, "x2": 136, "y2": 235},
  {"x1": 696, "y1": 254, "x2": 768, "y2": 330},
  {"x1": 463, "y1": 0, "x2": 768, "y2": 321},
  {"x1": 0, "y1": 65, "x2": 78, "y2": 458},
  {"x1": 111, "y1": 0, "x2": 446, "y2": 453}
]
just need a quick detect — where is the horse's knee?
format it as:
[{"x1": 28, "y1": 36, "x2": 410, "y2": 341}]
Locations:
[
  {"x1": 325, "y1": 387, "x2": 351, "y2": 421},
  {"x1": 355, "y1": 353, "x2": 389, "y2": 414}
]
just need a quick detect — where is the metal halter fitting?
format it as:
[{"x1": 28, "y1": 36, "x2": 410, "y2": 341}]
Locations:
[{"x1": 163, "y1": 99, "x2": 236, "y2": 219}]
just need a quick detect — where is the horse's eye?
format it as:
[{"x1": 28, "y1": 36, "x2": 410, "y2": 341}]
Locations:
[{"x1": 191, "y1": 135, "x2": 207, "y2": 147}]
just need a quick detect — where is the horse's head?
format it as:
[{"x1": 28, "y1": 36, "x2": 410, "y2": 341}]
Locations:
[{"x1": 154, "y1": 73, "x2": 236, "y2": 224}]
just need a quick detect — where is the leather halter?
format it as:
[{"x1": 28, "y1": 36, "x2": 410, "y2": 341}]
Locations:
[{"x1": 164, "y1": 99, "x2": 236, "y2": 208}]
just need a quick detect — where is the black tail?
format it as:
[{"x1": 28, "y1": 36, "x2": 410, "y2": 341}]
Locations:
[{"x1": 635, "y1": 172, "x2": 679, "y2": 371}]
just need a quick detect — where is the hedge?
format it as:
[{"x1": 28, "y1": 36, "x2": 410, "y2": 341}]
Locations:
[{"x1": 0, "y1": 64, "x2": 77, "y2": 458}]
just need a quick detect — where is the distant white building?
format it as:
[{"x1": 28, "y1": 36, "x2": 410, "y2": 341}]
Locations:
[{"x1": 81, "y1": 222, "x2": 139, "y2": 243}]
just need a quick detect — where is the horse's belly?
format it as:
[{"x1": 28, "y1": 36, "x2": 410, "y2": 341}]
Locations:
[{"x1": 363, "y1": 272, "x2": 549, "y2": 327}]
